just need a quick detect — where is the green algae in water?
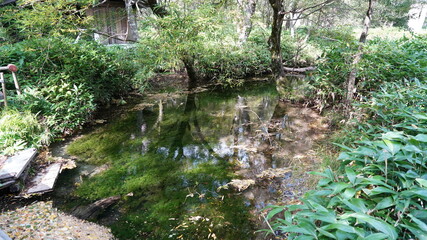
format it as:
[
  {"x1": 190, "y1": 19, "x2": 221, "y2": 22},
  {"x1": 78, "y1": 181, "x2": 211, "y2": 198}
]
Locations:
[{"x1": 61, "y1": 83, "x2": 280, "y2": 239}]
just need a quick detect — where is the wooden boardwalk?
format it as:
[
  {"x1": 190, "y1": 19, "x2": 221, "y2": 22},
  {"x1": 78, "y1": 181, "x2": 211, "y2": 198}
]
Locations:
[
  {"x1": 0, "y1": 148, "x2": 36, "y2": 184},
  {"x1": 0, "y1": 148, "x2": 62, "y2": 194},
  {"x1": 25, "y1": 162, "x2": 62, "y2": 194}
]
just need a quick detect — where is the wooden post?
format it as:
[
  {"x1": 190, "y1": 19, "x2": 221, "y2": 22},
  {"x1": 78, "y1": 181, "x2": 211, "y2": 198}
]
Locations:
[
  {"x1": 0, "y1": 72, "x2": 7, "y2": 108},
  {"x1": 11, "y1": 72, "x2": 21, "y2": 95}
]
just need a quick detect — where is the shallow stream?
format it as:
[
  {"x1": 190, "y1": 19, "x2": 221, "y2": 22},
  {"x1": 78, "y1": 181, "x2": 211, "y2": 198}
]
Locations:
[{"x1": 51, "y1": 82, "x2": 328, "y2": 240}]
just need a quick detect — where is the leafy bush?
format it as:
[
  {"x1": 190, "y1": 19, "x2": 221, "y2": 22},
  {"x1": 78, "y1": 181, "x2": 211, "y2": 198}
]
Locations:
[
  {"x1": 265, "y1": 79, "x2": 427, "y2": 239},
  {"x1": 0, "y1": 38, "x2": 135, "y2": 103},
  {"x1": 307, "y1": 36, "x2": 427, "y2": 108},
  {"x1": 0, "y1": 110, "x2": 50, "y2": 155},
  {"x1": 0, "y1": 0, "x2": 92, "y2": 41},
  {"x1": 134, "y1": 4, "x2": 319, "y2": 86},
  {"x1": 0, "y1": 37, "x2": 138, "y2": 152}
]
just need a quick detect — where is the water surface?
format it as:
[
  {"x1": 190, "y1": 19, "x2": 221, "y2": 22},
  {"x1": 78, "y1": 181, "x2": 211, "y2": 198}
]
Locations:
[{"x1": 52, "y1": 82, "x2": 326, "y2": 239}]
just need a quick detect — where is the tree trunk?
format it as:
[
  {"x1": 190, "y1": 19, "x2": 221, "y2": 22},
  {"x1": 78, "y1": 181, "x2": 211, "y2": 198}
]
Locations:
[
  {"x1": 345, "y1": 0, "x2": 373, "y2": 106},
  {"x1": 289, "y1": 3, "x2": 298, "y2": 38},
  {"x1": 125, "y1": 0, "x2": 139, "y2": 42},
  {"x1": 182, "y1": 56, "x2": 198, "y2": 90},
  {"x1": 138, "y1": 0, "x2": 197, "y2": 88},
  {"x1": 408, "y1": 3, "x2": 427, "y2": 32},
  {"x1": 268, "y1": 0, "x2": 289, "y2": 88},
  {"x1": 237, "y1": 0, "x2": 257, "y2": 44}
]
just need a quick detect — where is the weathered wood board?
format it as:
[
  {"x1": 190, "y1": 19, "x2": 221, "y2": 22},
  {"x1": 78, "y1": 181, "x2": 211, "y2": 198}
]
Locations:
[
  {"x1": 0, "y1": 180, "x2": 14, "y2": 190},
  {"x1": 0, "y1": 229, "x2": 12, "y2": 240},
  {"x1": 25, "y1": 162, "x2": 62, "y2": 194},
  {"x1": 0, "y1": 148, "x2": 37, "y2": 182}
]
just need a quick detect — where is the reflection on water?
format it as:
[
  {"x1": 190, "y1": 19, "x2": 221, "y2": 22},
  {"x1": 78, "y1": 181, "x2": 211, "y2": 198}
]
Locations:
[{"x1": 52, "y1": 83, "x2": 327, "y2": 240}]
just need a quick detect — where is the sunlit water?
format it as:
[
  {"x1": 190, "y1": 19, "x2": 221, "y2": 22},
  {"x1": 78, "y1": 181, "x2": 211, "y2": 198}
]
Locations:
[{"x1": 51, "y1": 82, "x2": 327, "y2": 240}]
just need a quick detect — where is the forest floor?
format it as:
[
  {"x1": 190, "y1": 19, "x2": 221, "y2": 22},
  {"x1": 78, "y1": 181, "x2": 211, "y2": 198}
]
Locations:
[{"x1": 0, "y1": 200, "x2": 114, "y2": 240}]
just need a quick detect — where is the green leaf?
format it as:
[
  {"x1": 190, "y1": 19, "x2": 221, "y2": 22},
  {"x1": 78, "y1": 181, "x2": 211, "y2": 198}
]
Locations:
[
  {"x1": 355, "y1": 146, "x2": 377, "y2": 157},
  {"x1": 369, "y1": 186, "x2": 396, "y2": 196},
  {"x1": 401, "y1": 222, "x2": 427, "y2": 240},
  {"x1": 328, "y1": 182, "x2": 351, "y2": 195},
  {"x1": 401, "y1": 188, "x2": 427, "y2": 201},
  {"x1": 375, "y1": 197, "x2": 394, "y2": 210},
  {"x1": 266, "y1": 206, "x2": 284, "y2": 220},
  {"x1": 382, "y1": 132, "x2": 405, "y2": 141},
  {"x1": 416, "y1": 178, "x2": 427, "y2": 187},
  {"x1": 342, "y1": 198, "x2": 368, "y2": 213},
  {"x1": 294, "y1": 235, "x2": 315, "y2": 240},
  {"x1": 299, "y1": 211, "x2": 337, "y2": 224},
  {"x1": 338, "y1": 152, "x2": 352, "y2": 160},
  {"x1": 414, "y1": 134, "x2": 427, "y2": 142},
  {"x1": 278, "y1": 225, "x2": 312, "y2": 235},
  {"x1": 322, "y1": 223, "x2": 358, "y2": 234},
  {"x1": 334, "y1": 143, "x2": 354, "y2": 152},
  {"x1": 412, "y1": 113, "x2": 427, "y2": 120},
  {"x1": 342, "y1": 213, "x2": 397, "y2": 240},
  {"x1": 363, "y1": 233, "x2": 388, "y2": 240},
  {"x1": 317, "y1": 227, "x2": 337, "y2": 239},
  {"x1": 342, "y1": 188, "x2": 356, "y2": 200},
  {"x1": 345, "y1": 168, "x2": 357, "y2": 185},
  {"x1": 382, "y1": 139, "x2": 402, "y2": 155},
  {"x1": 408, "y1": 214, "x2": 427, "y2": 232},
  {"x1": 306, "y1": 200, "x2": 329, "y2": 213}
]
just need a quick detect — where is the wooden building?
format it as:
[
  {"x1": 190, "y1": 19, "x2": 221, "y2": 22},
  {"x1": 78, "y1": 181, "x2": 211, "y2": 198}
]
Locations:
[
  {"x1": 0, "y1": 0, "x2": 138, "y2": 44},
  {"x1": 87, "y1": 0, "x2": 138, "y2": 44}
]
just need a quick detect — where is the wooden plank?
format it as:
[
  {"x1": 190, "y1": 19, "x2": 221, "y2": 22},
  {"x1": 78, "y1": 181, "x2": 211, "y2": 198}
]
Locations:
[
  {"x1": 0, "y1": 148, "x2": 37, "y2": 182},
  {"x1": 0, "y1": 229, "x2": 12, "y2": 240},
  {"x1": 0, "y1": 180, "x2": 14, "y2": 190},
  {"x1": 25, "y1": 162, "x2": 62, "y2": 194}
]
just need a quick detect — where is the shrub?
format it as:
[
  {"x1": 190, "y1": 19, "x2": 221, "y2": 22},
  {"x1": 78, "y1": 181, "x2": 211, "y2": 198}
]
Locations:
[
  {"x1": 265, "y1": 79, "x2": 427, "y2": 239},
  {"x1": 0, "y1": 37, "x2": 138, "y2": 150},
  {"x1": 0, "y1": 38, "x2": 135, "y2": 103},
  {"x1": 0, "y1": 110, "x2": 50, "y2": 155},
  {"x1": 134, "y1": 5, "x2": 317, "y2": 86},
  {"x1": 307, "y1": 36, "x2": 427, "y2": 108}
]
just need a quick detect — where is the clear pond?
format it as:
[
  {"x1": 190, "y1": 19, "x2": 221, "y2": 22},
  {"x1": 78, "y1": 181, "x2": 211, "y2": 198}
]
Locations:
[{"x1": 52, "y1": 82, "x2": 327, "y2": 240}]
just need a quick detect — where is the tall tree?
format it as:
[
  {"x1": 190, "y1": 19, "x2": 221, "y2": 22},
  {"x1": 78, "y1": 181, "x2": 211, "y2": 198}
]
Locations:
[
  {"x1": 346, "y1": 0, "x2": 374, "y2": 106},
  {"x1": 125, "y1": 0, "x2": 139, "y2": 41},
  {"x1": 267, "y1": 0, "x2": 334, "y2": 92},
  {"x1": 237, "y1": 0, "x2": 257, "y2": 44},
  {"x1": 268, "y1": 0, "x2": 287, "y2": 89}
]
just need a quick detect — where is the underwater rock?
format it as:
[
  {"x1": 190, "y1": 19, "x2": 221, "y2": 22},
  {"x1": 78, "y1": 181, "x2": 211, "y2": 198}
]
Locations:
[
  {"x1": 88, "y1": 164, "x2": 110, "y2": 178},
  {"x1": 256, "y1": 167, "x2": 292, "y2": 180},
  {"x1": 219, "y1": 179, "x2": 255, "y2": 192}
]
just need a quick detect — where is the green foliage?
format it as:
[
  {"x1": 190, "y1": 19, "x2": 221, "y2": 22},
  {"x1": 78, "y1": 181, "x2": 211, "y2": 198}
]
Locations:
[
  {"x1": 308, "y1": 36, "x2": 427, "y2": 108},
  {"x1": 0, "y1": 0, "x2": 92, "y2": 41},
  {"x1": 306, "y1": 27, "x2": 357, "y2": 50},
  {"x1": 0, "y1": 110, "x2": 50, "y2": 155},
  {"x1": 374, "y1": 0, "x2": 415, "y2": 27},
  {"x1": 265, "y1": 79, "x2": 427, "y2": 239},
  {"x1": 135, "y1": 7, "x2": 323, "y2": 86},
  {"x1": 0, "y1": 38, "x2": 134, "y2": 103},
  {"x1": 0, "y1": 38, "x2": 137, "y2": 151}
]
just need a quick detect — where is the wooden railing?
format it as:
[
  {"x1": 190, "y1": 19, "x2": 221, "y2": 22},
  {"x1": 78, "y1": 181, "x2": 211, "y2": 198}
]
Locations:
[{"x1": 0, "y1": 64, "x2": 21, "y2": 108}]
